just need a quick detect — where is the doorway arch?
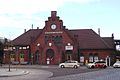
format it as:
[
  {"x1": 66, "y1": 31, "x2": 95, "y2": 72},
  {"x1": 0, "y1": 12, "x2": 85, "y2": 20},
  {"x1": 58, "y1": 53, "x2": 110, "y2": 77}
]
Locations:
[
  {"x1": 35, "y1": 50, "x2": 40, "y2": 64},
  {"x1": 65, "y1": 50, "x2": 73, "y2": 60},
  {"x1": 46, "y1": 49, "x2": 54, "y2": 64}
]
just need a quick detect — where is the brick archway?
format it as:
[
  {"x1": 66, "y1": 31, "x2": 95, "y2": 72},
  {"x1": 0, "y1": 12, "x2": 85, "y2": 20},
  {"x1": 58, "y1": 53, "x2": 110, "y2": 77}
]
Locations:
[{"x1": 46, "y1": 49, "x2": 54, "y2": 64}]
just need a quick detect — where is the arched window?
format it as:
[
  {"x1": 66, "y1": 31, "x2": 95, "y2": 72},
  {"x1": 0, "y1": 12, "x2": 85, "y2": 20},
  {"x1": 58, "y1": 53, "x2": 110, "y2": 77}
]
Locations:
[
  {"x1": 46, "y1": 49, "x2": 54, "y2": 58},
  {"x1": 20, "y1": 52, "x2": 24, "y2": 58},
  {"x1": 10, "y1": 52, "x2": 15, "y2": 62},
  {"x1": 35, "y1": 50, "x2": 40, "y2": 64},
  {"x1": 20, "y1": 51, "x2": 24, "y2": 62},
  {"x1": 52, "y1": 36, "x2": 55, "y2": 41},
  {"x1": 54, "y1": 35, "x2": 63, "y2": 46}
]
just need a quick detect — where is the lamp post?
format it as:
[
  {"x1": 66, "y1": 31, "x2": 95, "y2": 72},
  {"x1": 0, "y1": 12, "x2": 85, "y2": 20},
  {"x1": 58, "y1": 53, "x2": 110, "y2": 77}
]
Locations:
[
  {"x1": 31, "y1": 54, "x2": 33, "y2": 65},
  {"x1": 8, "y1": 46, "x2": 13, "y2": 72}
]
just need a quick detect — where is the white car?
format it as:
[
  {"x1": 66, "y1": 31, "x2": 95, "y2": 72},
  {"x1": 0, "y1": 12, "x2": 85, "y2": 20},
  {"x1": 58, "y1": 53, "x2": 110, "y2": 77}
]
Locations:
[
  {"x1": 59, "y1": 60, "x2": 80, "y2": 68},
  {"x1": 113, "y1": 61, "x2": 120, "y2": 68},
  {"x1": 86, "y1": 61, "x2": 107, "y2": 69}
]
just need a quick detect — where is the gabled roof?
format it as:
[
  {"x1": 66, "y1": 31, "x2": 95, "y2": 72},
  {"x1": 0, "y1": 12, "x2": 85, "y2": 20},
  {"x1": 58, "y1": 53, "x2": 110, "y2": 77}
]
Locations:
[
  {"x1": 70, "y1": 29, "x2": 115, "y2": 49},
  {"x1": 12, "y1": 28, "x2": 115, "y2": 49},
  {"x1": 102, "y1": 37, "x2": 115, "y2": 49},
  {"x1": 12, "y1": 29, "x2": 42, "y2": 46}
]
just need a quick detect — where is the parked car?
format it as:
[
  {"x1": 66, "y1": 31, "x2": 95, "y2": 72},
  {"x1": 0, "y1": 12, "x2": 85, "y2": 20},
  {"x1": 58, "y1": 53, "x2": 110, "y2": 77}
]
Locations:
[
  {"x1": 59, "y1": 60, "x2": 80, "y2": 68},
  {"x1": 86, "y1": 61, "x2": 107, "y2": 69},
  {"x1": 11, "y1": 61, "x2": 19, "y2": 65},
  {"x1": 113, "y1": 61, "x2": 120, "y2": 68},
  {"x1": 20, "y1": 61, "x2": 28, "y2": 65}
]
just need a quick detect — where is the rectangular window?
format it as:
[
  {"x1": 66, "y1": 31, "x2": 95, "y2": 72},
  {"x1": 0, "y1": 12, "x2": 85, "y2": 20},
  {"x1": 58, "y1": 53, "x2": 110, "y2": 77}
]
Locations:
[
  {"x1": 94, "y1": 56, "x2": 98, "y2": 62},
  {"x1": 10, "y1": 54, "x2": 14, "y2": 58},
  {"x1": 10, "y1": 54, "x2": 15, "y2": 61},
  {"x1": 80, "y1": 56, "x2": 84, "y2": 62},
  {"x1": 89, "y1": 56, "x2": 93, "y2": 62},
  {"x1": 20, "y1": 54, "x2": 24, "y2": 58},
  {"x1": 23, "y1": 47, "x2": 27, "y2": 49}
]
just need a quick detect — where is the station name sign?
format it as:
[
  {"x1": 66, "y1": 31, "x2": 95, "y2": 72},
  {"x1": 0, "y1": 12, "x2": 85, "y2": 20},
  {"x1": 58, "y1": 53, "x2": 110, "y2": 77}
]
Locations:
[
  {"x1": 45, "y1": 31, "x2": 63, "y2": 34},
  {"x1": 65, "y1": 46, "x2": 73, "y2": 50}
]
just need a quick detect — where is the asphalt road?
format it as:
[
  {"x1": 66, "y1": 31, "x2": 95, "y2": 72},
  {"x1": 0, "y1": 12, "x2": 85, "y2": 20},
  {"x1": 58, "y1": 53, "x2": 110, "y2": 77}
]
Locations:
[
  {"x1": 41, "y1": 67, "x2": 101, "y2": 77},
  {"x1": 49, "y1": 68, "x2": 120, "y2": 80},
  {"x1": 0, "y1": 65, "x2": 115, "y2": 80},
  {"x1": 2, "y1": 65, "x2": 101, "y2": 77}
]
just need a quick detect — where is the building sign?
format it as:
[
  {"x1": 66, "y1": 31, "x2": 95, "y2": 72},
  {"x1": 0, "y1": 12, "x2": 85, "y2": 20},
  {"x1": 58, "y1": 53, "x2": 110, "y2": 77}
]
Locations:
[
  {"x1": 65, "y1": 46, "x2": 73, "y2": 50},
  {"x1": 45, "y1": 31, "x2": 63, "y2": 34}
]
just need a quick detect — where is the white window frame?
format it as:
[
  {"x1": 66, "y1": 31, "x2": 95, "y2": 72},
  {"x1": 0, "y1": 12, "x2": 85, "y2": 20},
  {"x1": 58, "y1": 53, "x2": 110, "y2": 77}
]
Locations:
[
  {"x1": 94, "y1": 56, "x2": 99, "y2": 62},
  {"x1": 80, "y1": 56, "x2": 84, "y2": 62},
  {"x1": 89, "y1": 56, "x2": 94, "y2": 62}
]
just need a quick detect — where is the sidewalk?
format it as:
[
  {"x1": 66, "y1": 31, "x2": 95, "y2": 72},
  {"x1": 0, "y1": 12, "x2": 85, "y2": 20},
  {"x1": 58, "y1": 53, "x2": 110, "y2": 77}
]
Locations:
[
  {"x1": 1, "y1": 64, "x2": 58, "y2": 69},
  {"x1": 0, "y1": 68, "x2": 29, "y2": 77}
]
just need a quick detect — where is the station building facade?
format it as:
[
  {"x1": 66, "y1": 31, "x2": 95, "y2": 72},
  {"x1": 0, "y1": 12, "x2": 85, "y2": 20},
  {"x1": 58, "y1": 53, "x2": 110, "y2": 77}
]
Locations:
[{"x1": 3, "y1": 11, "x2": 116, "y2": 65}]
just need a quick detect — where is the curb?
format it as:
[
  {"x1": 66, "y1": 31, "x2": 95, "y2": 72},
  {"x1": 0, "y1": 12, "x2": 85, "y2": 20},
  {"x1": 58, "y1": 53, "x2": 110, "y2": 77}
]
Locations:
[{"x1": 0, "y1": 69, "x2": 29, "y2": 77}]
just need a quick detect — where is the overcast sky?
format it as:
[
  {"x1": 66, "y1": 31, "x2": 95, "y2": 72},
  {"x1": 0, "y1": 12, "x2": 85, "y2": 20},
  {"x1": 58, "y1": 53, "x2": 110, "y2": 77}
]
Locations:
[{"x1": 0, "y1": 0, "x2": 120, "y2": 40}]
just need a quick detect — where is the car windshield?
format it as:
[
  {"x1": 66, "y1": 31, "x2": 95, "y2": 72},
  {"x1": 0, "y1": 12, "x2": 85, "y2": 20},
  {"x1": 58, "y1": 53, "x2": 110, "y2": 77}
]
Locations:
[
  {"x1": 116, "y1": 61, "x2": 120, "y2": 63},
  {"x1": 65, "y1": 60, "x2": 77, "y2": 63},
  {"x1": 93, "y1": 61, "x2": 106, "y2": 64},
  {"x1": 65, "y1": 61, "x2": 70, "y2": 63}
]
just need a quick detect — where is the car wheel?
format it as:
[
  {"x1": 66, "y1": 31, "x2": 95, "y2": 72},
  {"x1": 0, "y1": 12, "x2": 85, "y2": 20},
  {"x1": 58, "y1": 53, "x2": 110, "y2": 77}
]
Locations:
[
  {"x1": 91, "y1": 66, "x2": 95, "y2": 69},
  {"x1": 61, "y1": 65, "x2": 65, "y2": 68},
  {"x1": 74, "y1": 65, "x2": 78, "y2": 69},
  {"x1": 103, "y1": 65, "x2": 107, "y2": 68}
]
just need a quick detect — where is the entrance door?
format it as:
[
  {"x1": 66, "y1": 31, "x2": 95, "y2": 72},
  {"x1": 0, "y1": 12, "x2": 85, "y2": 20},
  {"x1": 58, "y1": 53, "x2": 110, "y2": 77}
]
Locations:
[
  {"x1": 65, "y1": 50, "x2": 72, "y2": 60},
  {"x1": 35, "y1": 50, "x2": 39, "y2": 64},
  {"x1": 67, "y1": 54, "x2": 71, "y2": 60},
  {"x1": 46, "y1": 49, "x2": 54, "y2": 64}
]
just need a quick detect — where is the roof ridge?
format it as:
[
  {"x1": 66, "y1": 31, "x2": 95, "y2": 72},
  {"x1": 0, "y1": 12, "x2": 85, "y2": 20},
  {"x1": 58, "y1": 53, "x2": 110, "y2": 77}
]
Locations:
[{"x1": 69, "y1": 29, "x2": 92, "y2": 31}]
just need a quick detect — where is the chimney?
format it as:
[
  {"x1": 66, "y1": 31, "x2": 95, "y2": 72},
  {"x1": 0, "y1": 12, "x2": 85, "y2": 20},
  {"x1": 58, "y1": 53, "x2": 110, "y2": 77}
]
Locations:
[
  {"x1": 63, "y1": 26, "x2": 66, "y2": 29},
  {"x1": 32, "y1": 24, "x2": 33, "y2": 29},
  {"x1": 112, "y1": 33, "x2": 114, "y2": 39},
  {"x1": 24, "y1": 29, "x2": 26, "y2": 33},
  {"x1": 37, "y1": 27, "x2": 39, "y2": 29},
  {"x1": 98, "y1": 28, "x2": 100, "y2": 36},
  {"x1": 51, "y1": 11, "x2": 57, "y2": 17}
]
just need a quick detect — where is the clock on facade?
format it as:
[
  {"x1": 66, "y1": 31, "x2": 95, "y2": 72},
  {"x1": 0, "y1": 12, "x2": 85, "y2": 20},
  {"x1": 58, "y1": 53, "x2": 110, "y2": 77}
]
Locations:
[{"x1": 51, "y1": 24, "x2": 56, "y2": 30}]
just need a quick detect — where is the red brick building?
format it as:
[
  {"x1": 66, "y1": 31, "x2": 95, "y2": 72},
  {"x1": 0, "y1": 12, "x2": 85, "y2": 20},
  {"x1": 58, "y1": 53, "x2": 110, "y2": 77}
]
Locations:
[{"x1": 3, "y1": 11, "x2": 115, "y2": 65}]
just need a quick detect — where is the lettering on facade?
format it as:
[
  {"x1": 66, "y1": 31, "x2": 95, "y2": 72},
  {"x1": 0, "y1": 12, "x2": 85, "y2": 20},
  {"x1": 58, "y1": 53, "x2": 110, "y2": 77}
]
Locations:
[{"x1": 45, "y1": 31, "x2": 63, "y2": 34}]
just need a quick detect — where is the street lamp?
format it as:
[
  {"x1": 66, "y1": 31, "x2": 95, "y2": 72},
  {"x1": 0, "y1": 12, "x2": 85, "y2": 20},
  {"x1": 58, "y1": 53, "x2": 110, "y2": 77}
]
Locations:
[
  {"x1": 37, "y1": 43, "x2": 40, "y2": 47},
  {"x1": 31, "y1": 54, "x2": 33, "y2": 65}
]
